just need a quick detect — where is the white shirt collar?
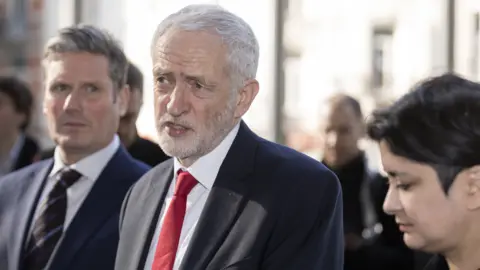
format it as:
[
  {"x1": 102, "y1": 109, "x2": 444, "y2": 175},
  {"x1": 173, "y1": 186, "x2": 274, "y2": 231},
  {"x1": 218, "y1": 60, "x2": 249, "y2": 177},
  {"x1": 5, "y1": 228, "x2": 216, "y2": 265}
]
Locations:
[
  {"x1": 174, "y1": 123, "x2": 240, "y2": 190},
  {"x1": 50, "y1": 135, "x2": 121, "y2": 181}
]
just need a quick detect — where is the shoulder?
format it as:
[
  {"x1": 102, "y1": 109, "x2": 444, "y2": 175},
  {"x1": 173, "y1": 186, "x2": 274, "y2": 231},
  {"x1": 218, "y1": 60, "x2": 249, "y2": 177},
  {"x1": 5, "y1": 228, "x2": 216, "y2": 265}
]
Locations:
[
  {"x1": 128, "y1": 157, "x2": 151, "y2": 175},
  {"x1": 254, "y1": 138, "x2": 341, "y2": 200},
  {"x1": 0, "y1": 160, "x2": 49, "y2": 183},
  {"x1": 0, "y1": 160, "x2": 50, "y2": 199},
  {"x1": 114, "y1": 146, "x2": 151, "y2": 172},
  {"x1": 126, "y1": 159, "x2": 172, "y2": 198}
]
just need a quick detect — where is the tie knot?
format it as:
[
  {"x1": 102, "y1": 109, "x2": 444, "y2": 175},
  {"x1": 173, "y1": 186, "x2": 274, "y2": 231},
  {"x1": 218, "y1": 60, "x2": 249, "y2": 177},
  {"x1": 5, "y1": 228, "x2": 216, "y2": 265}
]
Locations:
[
  {"x1": 175, "y1": 170, "x2": 198, "y2": 197},
  {"x1": 57, "y1": 169, "x2": 82, "y2": 189}
]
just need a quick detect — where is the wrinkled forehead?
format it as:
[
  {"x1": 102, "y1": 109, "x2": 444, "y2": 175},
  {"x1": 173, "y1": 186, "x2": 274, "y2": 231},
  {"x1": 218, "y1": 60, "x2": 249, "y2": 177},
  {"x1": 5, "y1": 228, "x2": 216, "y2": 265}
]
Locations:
[{"x1": 152, "y1": 29, "x2": 228, "y2": 74}]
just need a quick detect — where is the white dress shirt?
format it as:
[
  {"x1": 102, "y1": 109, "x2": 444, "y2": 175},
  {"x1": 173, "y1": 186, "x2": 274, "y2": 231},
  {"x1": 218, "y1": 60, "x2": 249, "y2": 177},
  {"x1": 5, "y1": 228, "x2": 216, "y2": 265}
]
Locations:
[
  {"x1": 28, "y1": 135, "x2": 120, "y2": 236},
  {"x1": 144, "y1": 123, "x2": 240, "y2": 270}
]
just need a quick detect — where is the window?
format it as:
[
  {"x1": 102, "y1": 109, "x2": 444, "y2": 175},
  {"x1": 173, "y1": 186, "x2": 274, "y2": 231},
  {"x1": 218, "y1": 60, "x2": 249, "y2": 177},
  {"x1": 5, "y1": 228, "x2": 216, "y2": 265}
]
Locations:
[
  {"x1": 471, "y1": 12, "x2": 479, "y2": 79},
  {"x1": 3, "y1": 0, "x2": 27, "y2": 41},
  {"x1": 371, "y1": 27, "x2": 393, "y2": 90},
  {"x1": 284, "y1": 56, "x2": 301, "y2": 116}
]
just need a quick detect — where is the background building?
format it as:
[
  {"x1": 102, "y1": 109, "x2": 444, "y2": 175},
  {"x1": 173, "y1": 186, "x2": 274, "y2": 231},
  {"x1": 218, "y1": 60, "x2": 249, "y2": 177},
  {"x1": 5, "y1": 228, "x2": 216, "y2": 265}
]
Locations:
[{"x1": 1, "y1": 0, "x2": 479, "y2": 161}]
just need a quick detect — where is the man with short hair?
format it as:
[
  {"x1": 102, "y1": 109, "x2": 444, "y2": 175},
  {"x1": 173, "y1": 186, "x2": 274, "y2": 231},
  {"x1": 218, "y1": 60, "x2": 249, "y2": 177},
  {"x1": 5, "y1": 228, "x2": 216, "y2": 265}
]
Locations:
[
  {"x1": 116, "y1": 4, "x2": 343, "y2": 270},
  {"x1": 0, "y1": 25, "x2": 150, "y2": 270},
  {"x1": 118, "y1": 62, "x2": 169, "y2": 166},
  {"x1": 321, "y1": 93, "x2": 413, "y2": 270},
  {"x1": 0, "y1": 76, "x2": 39, "y2": 176}
]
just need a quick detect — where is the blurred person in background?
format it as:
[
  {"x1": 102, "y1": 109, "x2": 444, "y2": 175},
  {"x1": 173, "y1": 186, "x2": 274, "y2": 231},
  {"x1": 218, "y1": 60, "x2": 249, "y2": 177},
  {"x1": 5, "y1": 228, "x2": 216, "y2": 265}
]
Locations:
[
  {"x1": 117, "y1": 62, "x2": 169, "y2": 166},
  {"x1": 0, "y1": 76, "x2": 39, "y2": 176},
  {"x1": 321, "y1": 93, "x2": 414, "y2": 270},
  {"x1": 368, "y1": 73, "x2": 480, "y2": 270},
  {"x1": 0, "y1": 25, "x2": 149, "y2": 270}
]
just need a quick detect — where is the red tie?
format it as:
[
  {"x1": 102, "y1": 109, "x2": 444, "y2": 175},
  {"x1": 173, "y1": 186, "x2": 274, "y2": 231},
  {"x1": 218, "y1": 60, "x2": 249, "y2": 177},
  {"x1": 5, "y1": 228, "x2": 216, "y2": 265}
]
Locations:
[{"x1": 152, "y1": 170, "x2": 198, "y2": 270}]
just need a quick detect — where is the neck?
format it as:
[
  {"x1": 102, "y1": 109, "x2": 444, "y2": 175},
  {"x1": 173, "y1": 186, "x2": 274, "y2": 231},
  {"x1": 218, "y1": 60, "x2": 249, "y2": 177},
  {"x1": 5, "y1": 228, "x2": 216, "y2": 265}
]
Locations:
[
  {"x1": 445, "y1": 232, "x2": 480, "y2": 270},
  {"x1": 325, "y1": 148, "x2": 362, "y2": 169},
  {"x1": 0, "y1": 130, "x2": 20, "y2": 161},
  {"x1": 57, "y1": 148, "x2": 88, "y2": 165},
  {"x1": 123, "y1": 128, "x2": 138, "y2": 148},
  {"x1": 57, "y1": 138, "x2": 113, "y2": 165}
]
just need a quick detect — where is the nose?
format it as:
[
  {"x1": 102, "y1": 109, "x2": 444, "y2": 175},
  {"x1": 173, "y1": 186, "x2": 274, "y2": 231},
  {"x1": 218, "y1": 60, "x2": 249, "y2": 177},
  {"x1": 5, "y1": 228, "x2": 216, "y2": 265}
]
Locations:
[
  {"x1": 166, "y1": 85, "x2": 189, "y2": 117},
  {"x1": 325, "y1": 132, "x2": 338, "y2": 147},
  {"x1": 383, "y1": 186, "x2": 402, "y2": 216},
  {"x1": 63, "y1": 89, "x2": 82, "y2": 112}
]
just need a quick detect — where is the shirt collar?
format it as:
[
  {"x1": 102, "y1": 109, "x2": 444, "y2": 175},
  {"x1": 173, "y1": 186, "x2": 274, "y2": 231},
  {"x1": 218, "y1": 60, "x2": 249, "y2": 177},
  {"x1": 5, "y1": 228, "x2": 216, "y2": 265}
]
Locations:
[
  {"x1": 174, "y1": 123, "x2": 240, "y2": 190},
  {"x1": 50, "y1": 135, "x2": 121, "y2": 181}
]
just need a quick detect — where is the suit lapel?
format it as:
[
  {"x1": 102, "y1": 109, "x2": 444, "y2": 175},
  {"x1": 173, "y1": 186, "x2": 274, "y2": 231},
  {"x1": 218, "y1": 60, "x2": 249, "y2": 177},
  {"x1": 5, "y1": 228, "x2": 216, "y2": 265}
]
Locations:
[
  {"x1": 180, "y1": 122, "x2": 259, "y2": 270},
  {"x1": 129, "y1": 160, "x2": 174, "y2": 269},
  {"x1": 47, "y1": 147, "x2": 136, "y2": 269},
  {"x1": 12, "y1": 160, "x2": 53, "y2": 270}
]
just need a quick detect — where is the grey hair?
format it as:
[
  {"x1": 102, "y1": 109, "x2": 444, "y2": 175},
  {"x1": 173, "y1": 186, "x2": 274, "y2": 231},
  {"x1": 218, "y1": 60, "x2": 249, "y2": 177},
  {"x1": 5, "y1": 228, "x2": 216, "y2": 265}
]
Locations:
[
  {"x1": 151, "y1": 4, "x2": 259, "y2": 89},
  {"x1": 43, "y1": 24, "x2": 128, "y2": 90}
]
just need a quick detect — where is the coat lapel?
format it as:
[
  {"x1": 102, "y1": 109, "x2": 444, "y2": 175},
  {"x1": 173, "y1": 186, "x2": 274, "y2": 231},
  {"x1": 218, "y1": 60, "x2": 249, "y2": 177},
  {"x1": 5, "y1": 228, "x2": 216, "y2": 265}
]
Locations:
[
  {"x1": 180, "y1": 122, "x2": 259, "y2": 270},
  {"x1": 12, "y1": 160, "x2": 53, "y2": 270},
  {"x1": 47, "y1": 147, "x2": 138, "y2": 269},
  {"x1": 131, "y1": 160, "x2": 174, "y2": 270}
]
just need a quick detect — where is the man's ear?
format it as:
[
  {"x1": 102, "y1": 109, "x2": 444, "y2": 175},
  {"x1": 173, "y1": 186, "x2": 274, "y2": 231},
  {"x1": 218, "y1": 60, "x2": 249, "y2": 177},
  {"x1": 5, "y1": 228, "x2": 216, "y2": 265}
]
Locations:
[
  {"x1": 118, "y1": 84, "x2": 130, "y2": 117},
  {"x1": 233, "y1": 79, "x2": 259, "y2": 119}
]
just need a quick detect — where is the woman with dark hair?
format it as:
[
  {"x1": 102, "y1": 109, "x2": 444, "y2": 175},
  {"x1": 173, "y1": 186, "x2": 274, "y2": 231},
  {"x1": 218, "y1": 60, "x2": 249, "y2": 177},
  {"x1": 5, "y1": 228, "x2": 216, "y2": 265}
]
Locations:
[{"x1": 367, "y1": 73, "x2": 480, "y2": 270}]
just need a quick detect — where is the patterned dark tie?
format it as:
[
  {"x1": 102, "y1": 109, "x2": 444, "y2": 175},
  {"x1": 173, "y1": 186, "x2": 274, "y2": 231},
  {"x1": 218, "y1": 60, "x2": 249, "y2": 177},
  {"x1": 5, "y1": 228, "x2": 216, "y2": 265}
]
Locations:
[{"x1": 23, "y1": 169, "x2": 82, "y2": 270}]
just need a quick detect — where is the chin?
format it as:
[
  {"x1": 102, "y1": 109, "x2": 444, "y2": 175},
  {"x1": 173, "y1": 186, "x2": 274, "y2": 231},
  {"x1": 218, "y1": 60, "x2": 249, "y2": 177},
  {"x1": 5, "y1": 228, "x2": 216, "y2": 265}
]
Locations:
[
  {"x1": 403, "y1": 233, "x2": 430, "y2": 251},
  {"x1": 56, "y1": 136, "x2": 90, "y2": 150}
]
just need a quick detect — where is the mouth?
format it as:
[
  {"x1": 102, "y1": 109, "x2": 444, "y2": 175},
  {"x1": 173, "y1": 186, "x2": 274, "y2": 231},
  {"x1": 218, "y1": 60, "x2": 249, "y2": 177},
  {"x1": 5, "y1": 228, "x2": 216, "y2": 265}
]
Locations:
[
  {"x1": 163, "y1": 122, "x2": 192, "y2": 137},
  {"x1": 396, "y1": 221, "x2": 414, "y2": 232},
  {"x1": 63, "y1": 122, "x2": 87, "y2": 128}
]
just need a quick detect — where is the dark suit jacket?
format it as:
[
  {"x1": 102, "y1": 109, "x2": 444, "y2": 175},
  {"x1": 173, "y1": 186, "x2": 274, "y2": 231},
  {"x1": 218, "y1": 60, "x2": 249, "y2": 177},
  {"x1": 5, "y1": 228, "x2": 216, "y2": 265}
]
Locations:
[
  {"x1": 12, "y1": 135, "x2": 39, "y2": 172},
  {"x1": 0, "y1": 146, "x2": 150, "y2": 270},
  {"x1": 115, "y1": 122, "x2": 344, "y2": 270}
]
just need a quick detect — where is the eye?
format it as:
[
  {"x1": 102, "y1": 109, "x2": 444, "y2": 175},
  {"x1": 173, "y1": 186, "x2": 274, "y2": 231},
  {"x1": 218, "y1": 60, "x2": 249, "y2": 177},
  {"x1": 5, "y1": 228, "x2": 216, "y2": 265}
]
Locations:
[
  {"x1": 85, "y1": 84, "x2": 99, "y2": 93},
  {"x1": 156, "y1": 76, "x2": 169, "y2": 84},
  {"x1": 395, "y1": 183, "x2": 412, "y2": 191},
  {"x1": 194, "y1": 81, "x2": 203, "y2": 89},
  {"x1": 51, "y1": 83, "x2": 69, "y2": 92},
  {"x1": 186, "y1": 78, "x2": 204, "y2": 90}
]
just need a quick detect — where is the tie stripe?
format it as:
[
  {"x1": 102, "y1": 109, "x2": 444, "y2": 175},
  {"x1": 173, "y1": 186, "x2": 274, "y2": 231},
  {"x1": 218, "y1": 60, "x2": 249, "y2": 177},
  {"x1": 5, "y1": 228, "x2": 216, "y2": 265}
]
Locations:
[
  {"x1": 22, "y1": 169, "x2": 81, "y2": 270},
  {"x1": 25, "y1": 225, "x2": 64, "y2": 255}
]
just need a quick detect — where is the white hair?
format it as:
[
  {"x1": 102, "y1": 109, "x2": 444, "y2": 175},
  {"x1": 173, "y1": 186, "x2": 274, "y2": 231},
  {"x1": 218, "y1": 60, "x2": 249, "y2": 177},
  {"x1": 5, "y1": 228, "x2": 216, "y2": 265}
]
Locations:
[{"x1": 151, "y1": 4, "x2": 259, "y2": 88}]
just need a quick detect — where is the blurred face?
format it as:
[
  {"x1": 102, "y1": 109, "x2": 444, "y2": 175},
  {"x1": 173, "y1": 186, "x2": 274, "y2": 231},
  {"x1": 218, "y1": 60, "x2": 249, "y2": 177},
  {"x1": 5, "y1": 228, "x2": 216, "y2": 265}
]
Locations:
[
  {"x1": 0, "y1": 92, "x2": 25, "y2": 138},
  {"x1": 43, "y1": 52, "x2": 128, "y2": 159},
  {"x1": 152, "y1": 29, "x2": 258, "y2": 165},
  {"x1": 322, "y1": 103, "x2": 364, "y2": 167},
  {"x1": 118, "y1": 88, "x2": 142, "y2": 146},
  {"x1": 380, "y1": 141, "x2": 472, "y2": 253}
]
